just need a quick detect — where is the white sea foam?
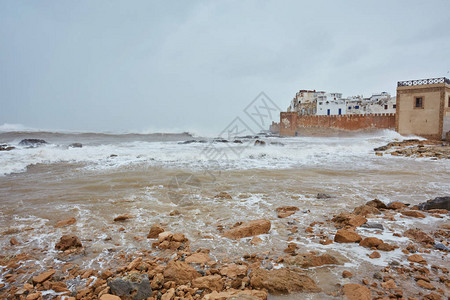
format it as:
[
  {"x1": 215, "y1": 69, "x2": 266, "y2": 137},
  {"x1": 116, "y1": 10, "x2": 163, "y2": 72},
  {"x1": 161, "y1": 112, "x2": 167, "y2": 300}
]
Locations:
[{"x1": 0, "y1": 129, "x2": 447, "y2": 177}]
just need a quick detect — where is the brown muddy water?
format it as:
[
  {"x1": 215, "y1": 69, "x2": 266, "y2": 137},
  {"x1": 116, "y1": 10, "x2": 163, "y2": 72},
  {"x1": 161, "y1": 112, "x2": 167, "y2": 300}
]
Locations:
[{"x1": 0, "y1": 130, "x2": 449, "y2": 299}]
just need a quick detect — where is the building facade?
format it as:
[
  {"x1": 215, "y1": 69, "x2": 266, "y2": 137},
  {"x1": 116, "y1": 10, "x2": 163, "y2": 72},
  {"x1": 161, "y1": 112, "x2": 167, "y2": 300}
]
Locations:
[
  {"x1": 287, "y1": 89, "x2": 396, "y2": 116},
  {"x1": 396, "y1": 77, "x2": 450, "y2": 140}
]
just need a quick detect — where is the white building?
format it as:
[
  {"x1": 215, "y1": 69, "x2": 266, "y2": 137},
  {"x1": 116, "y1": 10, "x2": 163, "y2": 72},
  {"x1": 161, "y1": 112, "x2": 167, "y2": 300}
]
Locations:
[
  {"x1": 287, "y1": 90, "x2": 396, "y2": 116},
  {"x1": 316, "y1": 93, "x2": 347, "y2": 115}
]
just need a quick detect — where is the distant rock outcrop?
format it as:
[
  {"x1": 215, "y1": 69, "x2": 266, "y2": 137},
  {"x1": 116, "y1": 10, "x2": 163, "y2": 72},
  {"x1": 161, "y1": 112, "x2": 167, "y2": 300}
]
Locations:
[
  {"x1": 0, "y1": 144, "x2": 15, "y2": 151},
  {"x1": 19, "y1": 139, "x2": 47, "y2": 147}
]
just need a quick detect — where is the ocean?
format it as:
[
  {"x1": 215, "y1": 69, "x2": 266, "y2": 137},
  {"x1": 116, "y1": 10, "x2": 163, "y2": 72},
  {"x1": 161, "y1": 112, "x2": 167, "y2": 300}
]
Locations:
[{"x1": 0, "y1": 129, "x2": 449, "y2": 299}]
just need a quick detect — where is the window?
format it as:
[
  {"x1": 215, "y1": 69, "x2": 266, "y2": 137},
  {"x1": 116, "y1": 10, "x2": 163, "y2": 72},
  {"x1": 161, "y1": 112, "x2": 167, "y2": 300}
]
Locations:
[
  {"x1": 393, "y1": 104, "x2": 396, "y2": 109},
  {"x1": 415, "y1": 97, "x2": 423, "y2": 108},
  {"x1": 348, "y1": 106, "x2": 352, "y2": 110},
  {"x1": 384, "y1": 105, "x2": 388, "y2": 110},
  {"x1": 355, "y1": 105, "x2": 359, "y2": 109},
  {"x1": 338, "y1": 108, "x2": 342, "y2": 115},
  {"x1": 448, "y1": 97, "x2": 450, "y2": 107}
]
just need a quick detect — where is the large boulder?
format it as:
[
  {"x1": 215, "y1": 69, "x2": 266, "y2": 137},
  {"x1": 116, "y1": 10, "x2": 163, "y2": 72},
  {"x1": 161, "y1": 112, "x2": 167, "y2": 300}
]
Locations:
[
  {"x1": 417, "y1": 196, "x2": 450, "y2": 211},
  {"x1": 18, "y1": 139, "x2": 47, "y2": 147},
  {"x1": 359, "y1": 237, "x2": 383, "y2": 248},
  {"x1": 332, "y1": 213, "x2": 366, "y2": 228},
  {"x1": 163, "y1": 260, "x2": 200, "y2": 284},
  {"x1": 365, "y1": 199, "x2": 387, "y2": 209},
  {"x1": 108, "y1": 273, "x2": 152, "y2": 300},
  {"x1": 334, "y1": 229, "x2": 362, "y2": 243},
  {"x1": 250, "y1": 268, "x2": 320, "y2": 294},
  {"x1": 223, "y1": 219, "x2": 271, "y2": 240},
  {"x1": 352, "y1": 205, "x2": 381, "y2": 216}
]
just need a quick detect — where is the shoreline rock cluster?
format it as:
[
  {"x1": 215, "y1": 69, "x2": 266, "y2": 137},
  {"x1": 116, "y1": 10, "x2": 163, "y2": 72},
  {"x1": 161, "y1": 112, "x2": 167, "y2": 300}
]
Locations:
[
  {"x1": 374, "y1": 139, "x2": 450, "y2": 159},
  {"x1": 0, "y1": 197, "x2": 448, "y2": 299}
]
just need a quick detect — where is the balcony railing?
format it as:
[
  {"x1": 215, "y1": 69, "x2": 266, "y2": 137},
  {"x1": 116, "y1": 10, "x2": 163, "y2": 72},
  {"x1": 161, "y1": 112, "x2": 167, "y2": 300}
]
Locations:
[{"x1": 397, "y1": 77, "x2": 450, "y2": 87}]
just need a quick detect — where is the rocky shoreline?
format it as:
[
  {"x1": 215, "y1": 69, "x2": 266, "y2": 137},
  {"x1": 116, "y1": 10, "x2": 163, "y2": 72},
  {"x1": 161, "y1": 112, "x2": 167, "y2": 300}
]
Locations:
[
  {"x1": 374, "y1": 139, "x2": 450, "y2": 159},
  {"x1": 1, "y1": 195, "x2": 449, "y2": 300}
]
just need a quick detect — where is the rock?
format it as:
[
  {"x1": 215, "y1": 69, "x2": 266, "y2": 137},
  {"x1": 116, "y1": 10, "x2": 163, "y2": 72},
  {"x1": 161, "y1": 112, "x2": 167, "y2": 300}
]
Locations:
[
  {"x1": 360, "y1": 222, "x2": 384, "y2": 230},
  {"x1": 401, "y1": 210, "x2": 426, "y2": 218},
  {"x1": 365, "y1": 199, "x2": 387, "y2": 209},
  {"x1": 332, "y1": 213, "x2": 367, "y2": 228},
  {"x1": 334, "y1": 229, "x2": 362, "y2": 243},
  {"x1": 434, "y1": 243, "x2": 450, "y2": 251},
  {"x1": 178, "y1": 140, "x2": 197, "y2": 144},
  {"x1": 342, "y1": 271, "x2": 353, "y2": 278},
  {"x1": 185, "y1": 252, "x2": 211, "y2": 264},
  {"x1": 251, "y1": 236, "x2": 263, "y2": 245},
  {"x1": 169, "y1": 209, "x2": 180, "y2": 216},
  {"x1": 214, "y1": 192, "x2": 232, "y2": 199},
  {"x1": 285, "y1": 253, "x2": 340, "y2": 268},
  {"x1": 423, "y1": 293, "x2": 443, "y2": 300},
  {"x1": 250, "y1": 268, "x2": 320, "y2": 294},
  {"x1": 374, "y1": 145, "x2": 388, "y2": 151},
  {"x1": 417, "y1": 196, "x2": 450, "y2": 210},
  {"x1": 317, "y1": 193, "x2": 333, "y2": 199},
  {"x1": 127, "y1": 257, "x2": 142, "y2": 271},
  {"x1": 223, "y1": 219, "x2": 271, "y2": 240},
  {"x1": 113, "y1": 214, "x2": 133, "y2": 221},
  {"x1": 353, "y1": 205, "x2": 381, "y2": 216},
  {"x1": 10, "y1": 237, "x2": 20, "y2": 246},
  {"x1": 407, "y1": 254, "x2": 427, "y2": 264},
  {"x1": 381, "y1": 279, "x2": 397, "y2": 289},
  {"x1": 219, "y1": 264, "x2": 248, "y2": 277},
  {"x1": 284, "y1": 243, "x2": 298, "y2": 255},
  {"x1": 108, "y1": 273, "x2": 152, "y2": 300},
  {"x1": 54, "y1": 217, "x2": 77, "y2": 228},
  {"x1": 360, "y1": 237, "x2": 383, "y2": 248},
  {"x1": 100, "y1": 295, "x2": 121, "y2": 300},
  {"x1": 69, "y1": 143, "x2": 83, "y2": 148},
  {"x1": 276, "y1": 206, "x2": 299, "y2": 218},
  {"x1": 192, "y1": 275, "x2": 224, "y2": 291},
  {"x1": 342, "y1": 283, "x2": 371, "y2": 300},
  {"x1": 163, "y1": 260, "x2": 200, "y2": 284},
  {"x1": 147, "y1": 224, "x2": 164, "y2": 238},
  {"x1": 55, "y1": 235, "x2": 82, "y2": 251},
  {"x1": 387, "y1": 202, "x2": 407, "y2": 210},
  {"x1": 254, "y1": 140, "x2": 266, "y2": 146},
  {"x1": 203, "y1": 289, "x2": 267, "y2": 300},
  {"x1": 150, "y1": 273, "x2": 164, "y2": 290},
  {"x1": 26, "y1": 292, "x2": 42, "y2": 300},
  {"x1": 417, "y1": 279, "x2": 435, "y2": 290},
  {"x1": 32, "y1": 270, "x2": 56, "y2": 284},
  {"x1": 403, "y1": 229, "x2": 434, "y2": 245},
  {"x1": 213, "y1": 139, "x2": 229, "y2": 143},
  {"x1": 161, "y1": 288, "x2": 175, "y2": 300},
  {"x1": 19, "y1": 139, "x2": 47, "y2": 147},
  {"x1": 0, "y1": 144, "x2": 15, "y2": 151},
  {"x1": 377, "y1": 242, "x2": 396, "y2": 251},
  {"x1": 369, "y1": 251, "x2": 381, "y2": 259}
]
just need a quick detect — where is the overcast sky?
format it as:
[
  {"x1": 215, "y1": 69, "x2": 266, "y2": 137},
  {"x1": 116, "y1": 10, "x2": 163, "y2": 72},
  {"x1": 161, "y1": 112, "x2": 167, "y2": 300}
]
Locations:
[{"x1": 1, "y1": 0, "x2": 449, "y2": 134}]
